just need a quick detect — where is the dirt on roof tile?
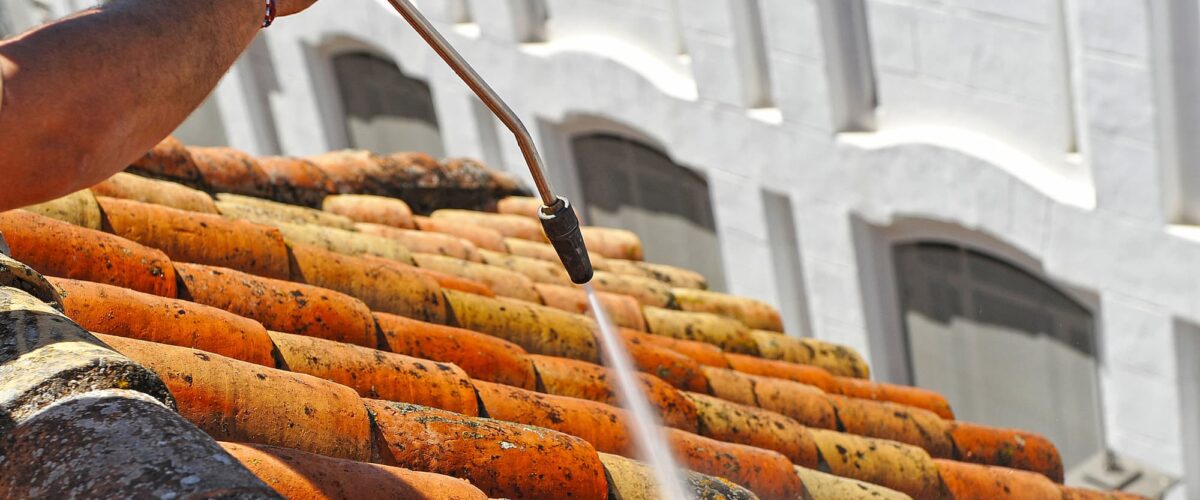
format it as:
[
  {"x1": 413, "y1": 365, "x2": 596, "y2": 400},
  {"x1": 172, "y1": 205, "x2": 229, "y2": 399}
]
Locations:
[
  {"x1": 287, "y1": 244, "x2": 446, "y2": 324},
  {"x1": 220, "y1": 441, "x2": 487, "y2": 500},
  {"x1": 92, "y1": 172, "x2": 218, "y2": 213},
  {"x1": 528, "y1": 354, "x2": 700, "y2": 432},
  {"x1": 413, "y1": 215, "x2": 508, "y2": 252},
  {"x1": 97, "y1": 334, "x2": 373, "y2": 461},
  {"x1": 324, "y1": 194, "x2": 416, "y2": 229},
  {"x1": 827, "y1": 394, "x2": 956, "y2": 459},
  {"x1": 255, "y1": 156, "x2": 337, "y2": 208},
  {"x1": 810, "y1": 428, "x2": 943, "y2": 499},
  {"x1": 935, "y1": 458, "x2": 1062, "y2": 500},
  {"x1": 174, "y1": 262, "x2": 377, "y2": 348},
  {"x1": 666, "y1": 426, "x2": 806, "y2": 499},
  {"x1": 598, "y1": 452, "x2": 757, "y2": 500},
  {"x1": 366, "y1": 399, "x2": 609, "y2": 499},
  {"x1": 189, "y1": 147, "x2": 273, "y2": 198},
  {"x1": 643, "y1": 306, "x2": 758, "y2": 355},
  {"x1": 356, "y1": 222, "x2": 481, "y2": 261},
  {"x1": 412, "y1": 253, "x2": 539, "y2": 302},
  {"x1": 443, "y1": 289, "x2": 600, "y2": 363},
  {"x1": 0, "y1": 210, "x2": 176, "y2": 297},
  {"x1": 53, "y1": 277, "x2": 276, "y2": 367},
  {"x1": 622, "y1": 327, "x2": 731, "y2": 368},
  {"x1": 590, "y1": 271, "x2": 676, "y2": 308},
  {"x1": 684, "y1": 391, "x2": 821, "y2": 468},
  {"x1": 475, "y1": 380, "x2": 635, "y2": 456},
  {"x1": 948, "y1": 421, "x2": 1064, "y2": 483},
  {"x1": 671, "y1": 288, "x2": 784, "y2": 333},
  {"x1": 431, "y1": 209, "x2": 547, "y2": 242},
  {"x1": 534, "y1": 282, "x2": 647, "y2": 331},
  {"x1": 96, "y1": 196, "x2": 291, "y2": 280},
  {"x1": 373, "y1": 312, "x2": 538, "y2": 390},
  {"x1": 268, "y1": 330, "x2": 480, "y2": 416}
]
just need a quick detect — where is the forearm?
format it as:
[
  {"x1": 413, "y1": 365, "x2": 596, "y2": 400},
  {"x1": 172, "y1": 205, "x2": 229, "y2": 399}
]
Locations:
[{"x1": 0, "y1": 0, "x2": 263, "y2": 210}]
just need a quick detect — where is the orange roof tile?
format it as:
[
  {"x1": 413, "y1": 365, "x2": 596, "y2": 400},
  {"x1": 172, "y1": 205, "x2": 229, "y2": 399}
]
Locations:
[{"x1": 0, "y1": 137, "x2": 1146, "y2": 499}]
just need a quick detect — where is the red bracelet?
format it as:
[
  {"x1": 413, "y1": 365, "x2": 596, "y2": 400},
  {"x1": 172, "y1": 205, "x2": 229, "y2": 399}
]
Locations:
[{"x1": 262, "y1": 0, "x2": 277, "y2": 28}]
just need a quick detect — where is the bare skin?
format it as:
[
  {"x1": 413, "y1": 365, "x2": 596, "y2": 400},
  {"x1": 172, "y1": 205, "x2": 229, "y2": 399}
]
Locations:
[{"x1": 0, "y1": 0, "x2": 318, "y2": 211}]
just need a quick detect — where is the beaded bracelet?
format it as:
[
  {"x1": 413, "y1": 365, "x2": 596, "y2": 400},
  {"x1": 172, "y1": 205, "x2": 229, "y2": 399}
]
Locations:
[{"x1": 262, "y1": 0, "x2": 277, "y2": 28}]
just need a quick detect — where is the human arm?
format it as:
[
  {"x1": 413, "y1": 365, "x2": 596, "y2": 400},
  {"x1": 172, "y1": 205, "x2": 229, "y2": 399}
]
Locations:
[{"x1": 0, "y1": 0, "x2": 315, "y2": 210}]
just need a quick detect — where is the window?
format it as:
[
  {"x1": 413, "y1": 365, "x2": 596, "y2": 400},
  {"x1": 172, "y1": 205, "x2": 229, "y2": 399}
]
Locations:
[
  {"x1": 817, "y1": 0, "x2": 876, "y2": 131},
  {"x1": 172, "y1": 94, "x2": 229, "y2": 147},
  {"x1": 893, "y1": 242, "x2": 1102, "y2": 469},
  {"x1": 331, "y1": 52, "x2": 444, "y2": 156},
  {"x1": 572, "y1": 134, "x2": 725, "y2": 290},
  {"x1": 1178, "y1": 321, "x2": 1200, "y2": 497},
  {"x1": 763, "y1": 190, "x2": 811, "y2": 335}
]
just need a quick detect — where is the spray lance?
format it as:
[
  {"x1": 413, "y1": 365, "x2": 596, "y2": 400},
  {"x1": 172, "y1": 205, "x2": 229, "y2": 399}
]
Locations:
[{"x1": 387, "y1": 0, "x2": 593, "y2": 284}]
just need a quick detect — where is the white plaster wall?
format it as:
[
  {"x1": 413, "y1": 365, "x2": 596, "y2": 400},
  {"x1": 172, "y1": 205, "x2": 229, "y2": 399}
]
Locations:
[
  {"x1": 865, "y1": 1, "x2": 1079, "y2": 169},
  {"x1": 251, "y1": 0, "x2": 1194, "y2": 486},
  {"x1": 10, "y1": 0, "x2": 1190, "y2": 490}
]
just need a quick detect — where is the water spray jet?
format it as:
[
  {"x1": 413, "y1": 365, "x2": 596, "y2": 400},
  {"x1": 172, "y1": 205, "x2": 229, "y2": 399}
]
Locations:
[{"x1": 388, "y1": 1, "x2": 690, "y2": 496}]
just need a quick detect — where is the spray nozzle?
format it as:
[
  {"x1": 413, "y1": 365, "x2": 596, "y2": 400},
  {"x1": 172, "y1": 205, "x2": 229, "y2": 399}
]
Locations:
[{"x1": 539, "y1": 197, "x2": 593, "y2": 284}]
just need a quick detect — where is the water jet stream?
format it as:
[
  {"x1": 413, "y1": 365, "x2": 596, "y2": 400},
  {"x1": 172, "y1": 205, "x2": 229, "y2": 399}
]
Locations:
[{"x1": 585, "y1": 284, "x2": 692, "y2": 499}]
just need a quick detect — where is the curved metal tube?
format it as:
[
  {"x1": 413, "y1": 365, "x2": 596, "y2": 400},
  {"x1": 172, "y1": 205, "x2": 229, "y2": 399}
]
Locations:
[{"x1": 387, "y1": 0, "x2": 557, "y2": 208}]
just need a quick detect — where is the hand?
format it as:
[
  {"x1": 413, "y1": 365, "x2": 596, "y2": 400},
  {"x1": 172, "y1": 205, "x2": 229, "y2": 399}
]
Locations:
[{"x1": 274, "y1": 0, "x2": 319, "y2": 18}]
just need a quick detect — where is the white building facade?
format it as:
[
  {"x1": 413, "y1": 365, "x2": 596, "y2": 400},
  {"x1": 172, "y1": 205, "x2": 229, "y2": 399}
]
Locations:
[{"x1": 3, "y1": 0, "x2": 1197, "y2": 496}]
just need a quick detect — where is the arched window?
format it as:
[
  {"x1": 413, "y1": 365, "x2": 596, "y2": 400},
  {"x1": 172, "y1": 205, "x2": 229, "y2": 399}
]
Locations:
[
  {"x1": 893, "y1": 242, "x2": 1101, "y2": 468},
  {"x1": 572, "y1": 134, "x2": 725, "y2": 290},
  {"x1": 331, "y1": 52, "x2": 444, "y2": 156}
]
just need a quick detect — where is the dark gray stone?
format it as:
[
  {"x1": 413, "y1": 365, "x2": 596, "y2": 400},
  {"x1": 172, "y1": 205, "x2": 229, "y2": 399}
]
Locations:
[
  {"x1": 0, "y1": 286, "x2": 172, "y2": 434},
  {"x1": 0, "y1": 389, "x2": 281, "y2": 499},
  {"x1": 0, "y1": 254, "x2": 61, "y2": 309}
]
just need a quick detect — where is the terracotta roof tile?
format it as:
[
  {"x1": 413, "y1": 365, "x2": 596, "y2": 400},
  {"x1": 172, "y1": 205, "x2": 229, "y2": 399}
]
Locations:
[
  {"x1": 96, "y1": 196, "x2": 291, "y2": 280},
  {"x1": 935, "y1": 458, "x2": 1062, "y2": 499},
  {"x1": 643, "y1": 306, "x2": 759, "y2": 354},
  {"x1": 413, "y1": 215, "x2": 508, "y2": 252},
  {"x1": 622, "y1": 327, "x2": 732, "y2": 368},
  {"x1": 366, "y1": 399, "x2": 609, "y2": 499},
  {"x1": 683, "y1": 391, "x2": 822, "y2": 468},
  {"x1": 527, "y1": 354, "x2": 700, "y2": 432},
  {"x1": 220, "y1": 441, "x2": 487, "y2": 499},
  {"x1": 215, "y1": 192, "x2": 357, "y2": 230},
  {"x1": 443, "y1": 289, "x2": 601, "y2": 362},
  {"x1": 0, "y1": 209, "x2": 176, "y2": 297},
  {"x1": 412, "y1": 252, "x2": 539, "y2": 301},
  {"x1": 174, "y1": 262, "x2": 378, "y2": 348},
  {"x1": 809, "y1": 428, "x2": 943, "y2": 498},
  {"x1": 672, "y1": 287, "x2": 784, "y2": 332},
  {"x1": 948, "y1": 421, "x2": 1064, "y2": 482},
  {"x1": 287, "y1": 244, "x2": 446, "y2": 323},
  {"x1": 323, "y1": 194, "x2": 416, "y2": 229},
  {"x1": 188, "y1": 146, "x2": 274, "y2": 198},
  {"x1": 580, "y1": 226, "x2": 645, "y2": 261},
  {"x1": 52, "y1": 277, "x2": 276, "y2": 366},
  {"x1": 534, "y1": 282, "x2": 648, "y2": 330},
  {"x1": 0, "y1": 138, "x2": 1144, "y2": 499},
  {"x1": 373, "y1": 312, "x2": 538, "y2": 390},
  {"x1": 97, "y1": 334, "x2": 374, "y2": 461},
  {"x1": 666, "y1": 426, "x2": 807, "y2": 498},
  {"x1": 124, "y1": 136, "x2": 205, "y2": 188},
  {"x1": 21, "y1": 189, "x2": 103, "y2": 230},
  {"x1": 355, "y1": 222, "x2": 481, "y2": 261},
  {"x1": 431, "y1": 208, "x2": 548, "y2": 242},
  {"x1": 591, "y1": 270, "x2": 676, "y2": 308},
  {"x1": 269, "y1": 330, "x2": 479, "y2": 416},
  {"x1": 92, "y1": 172, "x2": 219, "y2": 213},
  {"x1": 254, "y1": 156, "x2": 338, "y2": 208},
  {"x1": 598, "y1": 452, "x2": 757, "y2": 499}
]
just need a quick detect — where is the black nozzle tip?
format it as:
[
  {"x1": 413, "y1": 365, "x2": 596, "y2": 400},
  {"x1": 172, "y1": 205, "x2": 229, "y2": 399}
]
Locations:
[{"x1": 539, "y1": 197, "x2": 593, "y2": 284}]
